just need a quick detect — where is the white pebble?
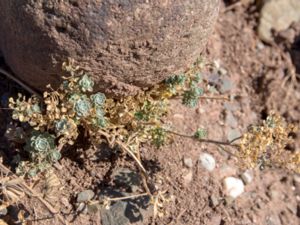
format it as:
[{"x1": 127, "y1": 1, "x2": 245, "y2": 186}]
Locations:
[
  {"x1": 199, "y1": 153, "x2": 216, "y2": 172},
  {"x1": 241, "y1": 170, "x2": 253, "y2": 184},
  {"x1": 224, "y1": 177, "x2": 245, "y2": 199},
  {"x1": 183, "y1": 157, "x2": 193, "y2": 168}
]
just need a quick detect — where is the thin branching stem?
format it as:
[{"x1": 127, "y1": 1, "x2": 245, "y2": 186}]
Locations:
[
  {"x1": 199, "y1": 96, "x2": 230, "y2": 101},
  {"x1": 166, "y1": 130, "x2": 240, "y2": 147},
  {"x1": 173, "y1": 95, "x2": 230, "y2": 101},
  {"x1": 93, "y1": 193, "x2": 149, "y2": 204}
]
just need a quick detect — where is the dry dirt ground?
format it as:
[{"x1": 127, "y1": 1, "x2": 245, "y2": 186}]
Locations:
[{"x1": 0, "y1": 1, "x2": 300, "y2": 225}]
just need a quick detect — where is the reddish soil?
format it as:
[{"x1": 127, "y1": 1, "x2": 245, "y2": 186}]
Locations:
[{"x1": 0, "y1": 1, "x2": 299, "y2": 225}]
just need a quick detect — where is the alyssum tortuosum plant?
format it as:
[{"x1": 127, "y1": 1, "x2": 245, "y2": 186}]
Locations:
[{"x1": 8, "y1": 60, "x2": 299, "y2": 208}]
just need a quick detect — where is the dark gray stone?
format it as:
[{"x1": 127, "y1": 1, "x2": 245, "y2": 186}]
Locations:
[{"x1": 101, "y1": 201, "x2": 130, "y2": 225}]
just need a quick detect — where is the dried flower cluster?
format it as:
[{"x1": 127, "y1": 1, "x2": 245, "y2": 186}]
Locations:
[{"x1": 239, "y1": 113, "x2": 299, "y2": 172}]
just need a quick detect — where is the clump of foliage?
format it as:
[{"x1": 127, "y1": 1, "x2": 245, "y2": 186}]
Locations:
[
  {"x1": 239, "y1": 113, "x2": 299, "y2": 172},
  {"x1": 8, "y1": 59, "x2": 207, "y2": 177},
  {"x1": 17, "y1": 131, "x2": 61, "y2": 176}
]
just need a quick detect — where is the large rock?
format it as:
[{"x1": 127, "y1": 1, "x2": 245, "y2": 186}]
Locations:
[
  {"x1": 0, "y1": 0, "x2": 219, "y2": 97},
  {"x1": 258, "y1": 0, "x2": 300, "y2": 43}
]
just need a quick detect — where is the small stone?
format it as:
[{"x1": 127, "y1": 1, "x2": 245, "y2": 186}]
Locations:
[
  {"x1": 223, "y1": 177, "x2": 245, "y2": 199},
  {"x1": 0, "y1": 207, "x2": 8, "y2": 216},
  {"x1": 209, "y1": 194, "x2": 220, "y2": 207},
  {"x1": 76, "y1": 202, "x2": 87, "y2": 213},
  {"x1": 241, "y1": 170, "x2": 253, "y2": 184},
  {"x1": 183, "y1": 170, "x2": 193, "y2": 186},
  {"x1": 256, "y1": 41, "x2": 265, "y2": 51},
  {"x1": 199, "y1": 153, "x2": 216, "y2": 172},
  {"x1": 183, "y1": 157, "x2": 193, "y2": 168},
  {"x1": 77, "y1": 190, "x2": 95, "y2": 203}
]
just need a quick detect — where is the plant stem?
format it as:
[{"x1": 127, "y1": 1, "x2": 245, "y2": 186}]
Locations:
[
  {"x1": 166, "y1": 130, "x2": 240, "y2": 147},
  {"x1": 104, "y1": 193, "x2": 149, "y2": 202},
  {"x1": 97, "y1": 129, "x2": 148, "y2": 178},
  {"x1": 173, "y1": 95, "x2": 230, "y2": 101},
  {"x1": 199, "y1": 96, "x2": 230, "y2": 101}
]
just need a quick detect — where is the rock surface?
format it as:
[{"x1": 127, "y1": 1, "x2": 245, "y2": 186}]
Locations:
[
  {"x1": 0, "y1": 0, "x2": 219, "y2": 97},
  {"x1": 258, "y1": 0, "x2": 300, "y2": 43}
]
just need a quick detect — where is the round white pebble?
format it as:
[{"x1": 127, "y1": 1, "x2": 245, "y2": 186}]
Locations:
[
  {"x1": 199, "y1": 153, "x2": 216, "y2": 172},
  {"x1": 223, "y1": 177, "x2": 245, "y2": 199}
]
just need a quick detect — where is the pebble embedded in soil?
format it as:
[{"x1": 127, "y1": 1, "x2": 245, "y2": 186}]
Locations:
[
  {"x1": 0, "y1": 207, "x2": 7, "y2": 216},
  {"x1": 241, "y1": 170, "x2": 253, "y2": 184},
  {"x1": 223, "y1": 177, "x2": 245, "y2": 199},
  {"x1": 77, "y1": 189, "x2": 95, "y2": 203},
  {"x1": 209, "y1": 194, "x2": 220, "y2": 208},
  {"x1": 183, "y1": 157, "x2": 193, "y2": 168},
  {"x1": 183, "y1": 170, "x2": 193, "y2": 186},
  {"x1": 76, "y1": 202, "x2": 87, "y2": 214},
  {"x1": 199, "y1": 153, "x2": 216, "y2": 172}
]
